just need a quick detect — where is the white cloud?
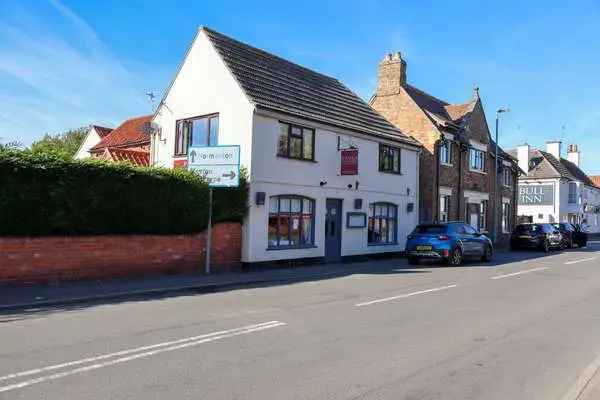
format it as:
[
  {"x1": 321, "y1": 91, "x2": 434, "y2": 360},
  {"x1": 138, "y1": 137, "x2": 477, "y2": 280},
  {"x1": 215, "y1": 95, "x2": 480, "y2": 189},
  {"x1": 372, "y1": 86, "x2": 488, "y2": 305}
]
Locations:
[{"x1": 0, "y1": 1, "x2": 150, "y2": 145}]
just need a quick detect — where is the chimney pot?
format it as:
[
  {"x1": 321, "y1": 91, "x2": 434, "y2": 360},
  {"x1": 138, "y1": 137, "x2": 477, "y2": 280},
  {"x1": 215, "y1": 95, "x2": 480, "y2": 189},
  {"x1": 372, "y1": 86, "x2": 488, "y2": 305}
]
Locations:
[{"x1": 376, "y1": 51, "x2": 407, "y2": 96}]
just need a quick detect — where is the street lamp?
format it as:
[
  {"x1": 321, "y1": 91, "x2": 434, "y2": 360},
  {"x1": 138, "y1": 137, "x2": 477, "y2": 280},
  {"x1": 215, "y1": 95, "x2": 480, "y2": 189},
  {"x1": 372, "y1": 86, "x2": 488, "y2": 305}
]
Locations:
[{"x1": 492, "y1": 107, "x2": 510, "y2": 243}]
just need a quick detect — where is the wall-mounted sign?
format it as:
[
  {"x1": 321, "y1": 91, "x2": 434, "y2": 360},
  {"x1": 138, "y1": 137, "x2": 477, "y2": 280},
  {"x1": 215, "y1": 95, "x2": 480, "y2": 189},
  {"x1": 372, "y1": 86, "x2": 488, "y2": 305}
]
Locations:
[
  {"x1": 518, "y1": 184, "x2": 554, "y2": 206},
  {"x1": 187, "y1": 145, "x2": 240, "y2": 187},
  {"x1": 346, "y1": 212, "x2": 367, "y2": 228},
  {"x1": 340, "y1": 149, "x2": 358, "y2": 175}
]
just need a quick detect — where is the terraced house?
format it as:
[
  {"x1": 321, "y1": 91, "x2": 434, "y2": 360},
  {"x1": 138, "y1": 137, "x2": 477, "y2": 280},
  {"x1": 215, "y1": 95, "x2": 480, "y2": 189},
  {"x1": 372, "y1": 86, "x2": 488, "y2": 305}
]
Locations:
[
  {"x1": 370, "y1": 52, "x2": 520, "y2": 243},
  {"x1": 151, "y1": 27, "x2": 421, "y2": 265}
]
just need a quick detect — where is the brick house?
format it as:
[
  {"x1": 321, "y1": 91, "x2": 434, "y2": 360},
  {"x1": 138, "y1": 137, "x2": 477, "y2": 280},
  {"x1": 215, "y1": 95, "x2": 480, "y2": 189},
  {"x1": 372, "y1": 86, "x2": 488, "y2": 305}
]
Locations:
[
  {"x1": 86, "y1": 115, "x2": 152, "y2": 166},
  {"x1": 370, "y1": 52, "x2": 520, "y2": 243}
]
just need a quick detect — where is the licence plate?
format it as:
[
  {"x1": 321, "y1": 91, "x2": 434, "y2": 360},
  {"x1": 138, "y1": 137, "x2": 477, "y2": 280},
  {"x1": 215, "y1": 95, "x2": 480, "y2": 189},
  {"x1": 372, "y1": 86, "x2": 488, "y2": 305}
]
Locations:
[{"x1": 416, "y1": 245, "x2": 432, "y2": 251}]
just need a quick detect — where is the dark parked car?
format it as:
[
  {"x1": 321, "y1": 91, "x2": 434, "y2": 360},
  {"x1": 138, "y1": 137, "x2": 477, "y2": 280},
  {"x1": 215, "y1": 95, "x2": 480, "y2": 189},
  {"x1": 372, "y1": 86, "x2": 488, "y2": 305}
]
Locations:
[
  {"x1": 551, "y1": 222, "x2": 588, "y2": 248},
  {"x1": 406, "y1": 222, "x2": 493, "y2": 266},
  {"x1": 510, "y1": 223, "x2": 562, "y2": 252}
]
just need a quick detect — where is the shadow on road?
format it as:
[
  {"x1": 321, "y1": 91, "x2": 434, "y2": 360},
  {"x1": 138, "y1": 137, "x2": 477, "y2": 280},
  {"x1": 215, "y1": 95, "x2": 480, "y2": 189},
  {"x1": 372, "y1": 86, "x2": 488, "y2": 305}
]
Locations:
[{"x1": 0, "y1": 245, "x2": 595, "y2": 322}]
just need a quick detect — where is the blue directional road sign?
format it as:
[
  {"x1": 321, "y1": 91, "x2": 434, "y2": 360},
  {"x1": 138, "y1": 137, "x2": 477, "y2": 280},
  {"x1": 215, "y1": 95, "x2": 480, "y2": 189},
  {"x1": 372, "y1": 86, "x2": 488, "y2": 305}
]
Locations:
[{"x1": 187, "y1": 145, "x2": 240, "y2": 187}]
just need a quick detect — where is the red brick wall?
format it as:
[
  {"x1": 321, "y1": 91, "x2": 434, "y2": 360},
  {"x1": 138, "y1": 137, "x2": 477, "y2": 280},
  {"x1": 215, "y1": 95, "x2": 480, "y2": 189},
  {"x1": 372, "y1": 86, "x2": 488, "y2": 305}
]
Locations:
[{"x1": 0, "y1": 222, "x2": 241, "y2": 285}]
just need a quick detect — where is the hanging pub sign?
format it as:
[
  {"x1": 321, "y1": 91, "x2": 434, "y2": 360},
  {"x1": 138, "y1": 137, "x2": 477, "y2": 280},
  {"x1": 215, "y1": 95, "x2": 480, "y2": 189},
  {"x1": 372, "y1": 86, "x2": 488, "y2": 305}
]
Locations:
[{"x1": 340, "y1": 149, "x2": 358, "y2": 175}]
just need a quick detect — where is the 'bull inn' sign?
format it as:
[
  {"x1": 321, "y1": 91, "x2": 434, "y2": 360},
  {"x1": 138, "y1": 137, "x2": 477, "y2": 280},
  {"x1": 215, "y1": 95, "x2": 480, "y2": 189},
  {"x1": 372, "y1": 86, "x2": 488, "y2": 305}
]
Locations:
[{"x1": 518, "y1": 184, "x2": 554, "y2": 206}]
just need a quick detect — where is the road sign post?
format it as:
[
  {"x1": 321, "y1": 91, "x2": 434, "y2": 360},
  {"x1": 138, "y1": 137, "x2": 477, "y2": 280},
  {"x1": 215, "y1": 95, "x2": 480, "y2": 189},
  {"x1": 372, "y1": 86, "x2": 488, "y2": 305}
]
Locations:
[{"x1": 188, "y1": 145, "x2": 240, "y2": 274}]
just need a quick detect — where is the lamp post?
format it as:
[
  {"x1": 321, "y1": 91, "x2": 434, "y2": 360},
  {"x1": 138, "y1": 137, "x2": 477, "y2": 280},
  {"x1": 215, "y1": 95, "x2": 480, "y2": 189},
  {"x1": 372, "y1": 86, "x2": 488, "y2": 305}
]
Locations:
[{"x1": 492, "y1": 107, "x2": 510, "y2": 243}]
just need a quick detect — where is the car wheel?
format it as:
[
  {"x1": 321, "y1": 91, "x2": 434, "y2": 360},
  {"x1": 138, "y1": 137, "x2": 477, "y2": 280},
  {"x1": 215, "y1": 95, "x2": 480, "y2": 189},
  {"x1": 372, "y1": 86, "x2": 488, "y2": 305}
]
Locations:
[
  {"x1": 542, "y1": 239, "x2": 550, "y2": 253},
  {"x1": 481, "y1": 245, "x2": 493, "y2": 262},
  {"x1": 408, "y1": 257, "x2": 419, "y2": 265},
  {"x1": 448, "y1": 247, "x2": 463, "y2": 266}
]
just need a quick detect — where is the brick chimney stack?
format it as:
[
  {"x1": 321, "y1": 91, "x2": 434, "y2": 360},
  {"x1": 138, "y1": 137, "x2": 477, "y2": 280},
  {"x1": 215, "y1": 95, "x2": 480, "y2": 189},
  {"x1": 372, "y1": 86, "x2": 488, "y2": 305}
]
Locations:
[{"x1": 377, "y1": 52, "x2": 407, "y2": 96}]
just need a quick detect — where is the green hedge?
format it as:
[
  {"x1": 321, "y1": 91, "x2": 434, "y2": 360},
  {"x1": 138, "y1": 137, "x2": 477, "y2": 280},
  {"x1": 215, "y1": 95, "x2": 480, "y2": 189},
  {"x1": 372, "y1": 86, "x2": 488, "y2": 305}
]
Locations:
[{"x1": 0, "y1": 149, "x2": 248, "y2": 236}]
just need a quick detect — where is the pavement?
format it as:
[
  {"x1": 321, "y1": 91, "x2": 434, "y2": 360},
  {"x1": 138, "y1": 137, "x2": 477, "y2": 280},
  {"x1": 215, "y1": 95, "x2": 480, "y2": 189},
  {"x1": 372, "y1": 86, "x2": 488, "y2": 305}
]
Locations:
[{"x1": 2, "y1": 243, "x2": 600, "y2": 399}]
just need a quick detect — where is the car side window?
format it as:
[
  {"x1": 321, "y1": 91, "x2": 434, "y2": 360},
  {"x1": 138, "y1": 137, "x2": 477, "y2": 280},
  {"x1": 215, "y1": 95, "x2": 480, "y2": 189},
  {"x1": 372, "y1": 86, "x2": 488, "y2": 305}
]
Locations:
[{"x1": 463, "y1": 225, "x2": 477, "y2": 235}]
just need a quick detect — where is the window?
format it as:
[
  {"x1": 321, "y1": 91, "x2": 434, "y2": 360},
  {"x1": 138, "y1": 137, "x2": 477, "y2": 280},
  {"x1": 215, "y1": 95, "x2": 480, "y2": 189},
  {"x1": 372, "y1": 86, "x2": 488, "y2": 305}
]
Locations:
[
  {"x1": 439, "y1": 195, "x2": 450, "y2": 222},
  {"x1": 277, "y1": 122, "x2": 314, "y2": 161},
  {"x1": 379, "y1": 144, "x2": 401, "y2": 174},
  {"x1": 568, "y1": 182, "x2": 578, "y2": 204},
  {"x1": 503, "y1": 168, "x2": 512, "y2": 187},
  {"x1": 463, "y1": 224, "x2": 478, "y2": 235},
  {"x1": 174, "y1": 114, "x2": 219, "y2": 156},
  {"x1": 368, "y1": 203, "x2": 398, "y2": 244},
  {"x1": 502, "y1": 202, "x2": 511, "y2": 233},
  {"x1": 439, "y1": 140, "x2": 452, "y2": 165},
  {"x1": 479, "y1": 200, "x2": 488, "y2": 231},
  {"x1": 469, "y1": 148, "x2": 486, "y2": 172},
  {"x1": 268, "y1": 195, "x2": 314, "y2": 248}
]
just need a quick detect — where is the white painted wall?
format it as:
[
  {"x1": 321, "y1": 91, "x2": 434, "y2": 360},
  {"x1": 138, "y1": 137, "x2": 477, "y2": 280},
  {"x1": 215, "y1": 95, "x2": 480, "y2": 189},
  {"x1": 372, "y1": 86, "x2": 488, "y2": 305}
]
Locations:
[
  {"x1": 151, "y1": 29, "x2": 254, "y2": 170},
  {"x1": 150, "y1": 28, "x2": 421, "y2": 263},
  {"x1": 244, "y1": 112, "x2": 419, "y2": 263},
  {"x1": 74, "y1": 127, "x2": 101, "y2": 159}
]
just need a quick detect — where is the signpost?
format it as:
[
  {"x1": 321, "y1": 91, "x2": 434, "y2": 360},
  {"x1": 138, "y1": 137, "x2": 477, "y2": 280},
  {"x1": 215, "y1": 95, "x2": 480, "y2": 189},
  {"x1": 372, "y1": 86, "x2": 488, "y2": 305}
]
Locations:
[{"x1": 188, "y1": 145, "x2": 240, "y2": 274}]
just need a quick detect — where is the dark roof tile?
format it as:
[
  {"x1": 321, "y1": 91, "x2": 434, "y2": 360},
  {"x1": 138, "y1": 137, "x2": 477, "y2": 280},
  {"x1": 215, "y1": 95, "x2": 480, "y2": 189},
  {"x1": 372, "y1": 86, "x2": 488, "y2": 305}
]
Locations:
[{"x1": 202, "y1": 27, "x2": 419, "y2": 146}]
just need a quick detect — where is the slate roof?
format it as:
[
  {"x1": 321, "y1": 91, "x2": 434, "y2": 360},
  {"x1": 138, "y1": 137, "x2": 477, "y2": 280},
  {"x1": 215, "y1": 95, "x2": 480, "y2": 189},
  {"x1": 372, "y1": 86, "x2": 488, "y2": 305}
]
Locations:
[
  {"x1": 90, "y1": 115, "x2": 152, "y2": 152},
  {"x1": 92, "y1": 125, "x2": 113, "y2": 138},
  {"x1": 508, "y1": 147, "x2": 595, "y2": 185},
  {"x1": 202, "y1": 27, "x2": 419, "y2": 147}
]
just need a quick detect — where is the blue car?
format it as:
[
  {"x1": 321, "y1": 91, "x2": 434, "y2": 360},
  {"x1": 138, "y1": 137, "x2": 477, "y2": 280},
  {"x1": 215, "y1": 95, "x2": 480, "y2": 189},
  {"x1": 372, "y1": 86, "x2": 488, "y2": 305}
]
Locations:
[{"x1": 406, "y1": 222, "x2": 493, "y2": 265}]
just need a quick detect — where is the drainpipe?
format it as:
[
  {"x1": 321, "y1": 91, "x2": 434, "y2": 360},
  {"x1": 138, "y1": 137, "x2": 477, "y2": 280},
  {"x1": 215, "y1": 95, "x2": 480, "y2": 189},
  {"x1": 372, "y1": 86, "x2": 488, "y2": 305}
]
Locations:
[
  {"x1": 435, "y1": 134, "x2": 444, "y2": 223},
  {"x1": 457, "y1": 142, "x2": 463, "y2": 221}
]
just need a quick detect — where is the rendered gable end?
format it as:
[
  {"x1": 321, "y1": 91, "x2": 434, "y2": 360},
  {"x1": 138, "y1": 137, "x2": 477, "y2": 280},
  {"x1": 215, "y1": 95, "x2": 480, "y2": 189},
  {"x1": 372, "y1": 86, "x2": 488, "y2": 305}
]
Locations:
[
  {"x1": 152, "y1": 28, "x2": 255, "y2": 171},
  {"x1": 74, "y1": 126, "x2": 102, "y2": 159}
]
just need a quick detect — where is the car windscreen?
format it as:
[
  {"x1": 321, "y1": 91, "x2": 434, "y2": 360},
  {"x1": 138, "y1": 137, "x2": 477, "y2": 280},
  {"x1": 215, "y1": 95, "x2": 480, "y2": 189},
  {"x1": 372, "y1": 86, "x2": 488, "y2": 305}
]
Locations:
[
  {"x1": 413, "y1": 225, "x2": 447, "y2": 234},
  {"x1": 515, "y1": 225, "x2": 540, "y2": 234}
]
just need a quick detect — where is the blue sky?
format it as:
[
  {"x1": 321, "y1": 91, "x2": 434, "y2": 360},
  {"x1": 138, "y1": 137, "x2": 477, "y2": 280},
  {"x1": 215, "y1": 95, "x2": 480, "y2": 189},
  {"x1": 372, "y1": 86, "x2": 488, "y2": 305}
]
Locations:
[{"x1": 1, "y1": 0, "x2": 599, "y2": 172}]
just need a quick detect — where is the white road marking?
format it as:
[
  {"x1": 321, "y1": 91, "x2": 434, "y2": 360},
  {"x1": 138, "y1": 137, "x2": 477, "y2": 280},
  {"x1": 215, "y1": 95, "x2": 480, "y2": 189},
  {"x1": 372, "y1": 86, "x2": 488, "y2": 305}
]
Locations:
[
  {"x1": 491, "y1": 267, "x2": 549, "y2": 280},
  {"x1": 355, "y1": 284, "x2": 458, "y2": 307},
  {"x1": 0, "y1": 321, "x2": 286, "y2": 393},
  {"x1": 565, "y1": 257, "x2": 597, "y2": 265}
]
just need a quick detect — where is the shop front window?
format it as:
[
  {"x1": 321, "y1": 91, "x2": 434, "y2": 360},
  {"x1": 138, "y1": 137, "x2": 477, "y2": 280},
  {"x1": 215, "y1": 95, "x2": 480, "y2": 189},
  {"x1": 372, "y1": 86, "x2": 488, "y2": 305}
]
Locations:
[
  {"x1": 268, "y1": 195, "x2": 314, "y2": 249},
  {"x1": 368, "y1": 202, "x2": 398, "y2": 244}
]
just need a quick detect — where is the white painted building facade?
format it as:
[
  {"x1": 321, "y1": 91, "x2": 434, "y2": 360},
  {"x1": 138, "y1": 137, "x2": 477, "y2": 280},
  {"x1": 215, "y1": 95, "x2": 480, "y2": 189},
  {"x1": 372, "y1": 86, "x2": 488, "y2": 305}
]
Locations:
[
  {"x1": 515, "y1": 141, "x2": 600, "y2": 233},
  {"x1": 74, "y1": 125, "x2": 112, "y2": 159},
  {"x1": 151, "y1": 27, "x2": 421, "y2": 264}
]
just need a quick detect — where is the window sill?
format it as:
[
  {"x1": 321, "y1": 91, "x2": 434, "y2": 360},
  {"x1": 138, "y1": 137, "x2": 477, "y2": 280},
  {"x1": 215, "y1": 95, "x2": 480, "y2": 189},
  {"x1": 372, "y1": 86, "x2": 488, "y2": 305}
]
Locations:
[
  {"x1": 440, "y1": 162, "x2": 453, "y2": 167},
  {"x1": 368, "y1": 242, "x2": 399, "y2": 247},
  {"x1": 276, "y1": 154, "x2": 317, "y2": 163},
  {"x1": 266, "y1": 245, "x2": 318, "y2": 251},
  {"x1": 469, "y1": 169, "x2": 487, "y2": 175},
  {"x1": 379, "y1": 170, "x2": 403, "y2": 176}
]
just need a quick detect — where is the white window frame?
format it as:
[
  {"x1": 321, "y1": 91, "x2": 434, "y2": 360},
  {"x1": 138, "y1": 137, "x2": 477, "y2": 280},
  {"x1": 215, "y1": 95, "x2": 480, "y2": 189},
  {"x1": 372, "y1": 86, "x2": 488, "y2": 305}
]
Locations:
[
  {"x1": 469, "y1": 148, "x2": 486, "y2": 173},
  {"x1": 439, "y1": 195, "x2": 451, "y2": 222},
  {"x1": 439, "y1": 140, "x2": 452, "y2": 166},
  {"x1": 479, "y1": 200, "x2": 488, "y2": 231}
]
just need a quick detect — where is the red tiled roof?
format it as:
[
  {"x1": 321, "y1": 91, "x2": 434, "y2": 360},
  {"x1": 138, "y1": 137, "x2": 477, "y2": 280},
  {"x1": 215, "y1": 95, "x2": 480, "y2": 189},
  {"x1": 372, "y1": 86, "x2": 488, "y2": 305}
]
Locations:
[
  {"x1": 591, "y1": 176, "x2": 600, "y2": 188},
  {"x1": 90, "y1": 115, "x2": 152, "y2": 152},
  {"x1": 103, "y1": 148, "x2": 150, "y2": 166},
  {"x1": 92, "y1": 125, "x2": 113, "y2": 138}
]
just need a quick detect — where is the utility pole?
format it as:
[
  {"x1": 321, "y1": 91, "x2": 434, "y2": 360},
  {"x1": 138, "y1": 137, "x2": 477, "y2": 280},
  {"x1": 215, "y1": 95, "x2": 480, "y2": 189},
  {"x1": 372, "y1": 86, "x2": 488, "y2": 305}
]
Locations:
[{"x1": 492, "y1": 108, "x2": 510, "y2": 243}]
